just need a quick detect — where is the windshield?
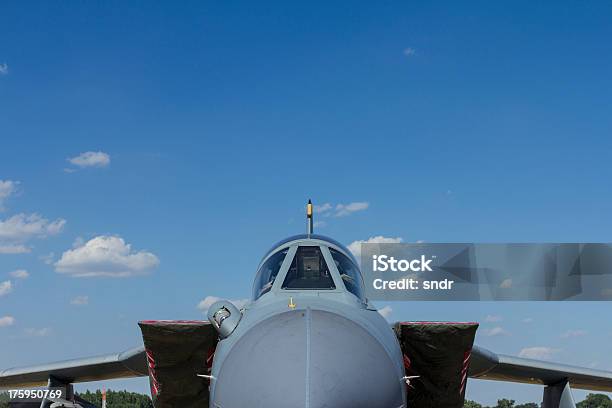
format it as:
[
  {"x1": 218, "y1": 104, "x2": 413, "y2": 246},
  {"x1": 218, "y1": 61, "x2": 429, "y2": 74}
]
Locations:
[
  {"x1": 282, "y1": 246, "x2": 336, "y2": 290},
  {"x1": 253, "y1": 248, "x2": 289, "y2": 299},
  {"x1": 330, "y1": 247, "x2": 365, "y2": 300}
]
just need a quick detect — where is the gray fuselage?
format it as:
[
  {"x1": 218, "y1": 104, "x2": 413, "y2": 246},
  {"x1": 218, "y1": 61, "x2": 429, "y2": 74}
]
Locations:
[{"x1": 206, "y1": 235, "x2": 407, "y2": 408}]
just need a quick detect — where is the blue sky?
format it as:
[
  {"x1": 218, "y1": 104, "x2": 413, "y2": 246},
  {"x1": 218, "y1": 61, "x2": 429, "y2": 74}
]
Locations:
[{"x1": 2, "y1": 1, "x2": 612, "y2": 405}]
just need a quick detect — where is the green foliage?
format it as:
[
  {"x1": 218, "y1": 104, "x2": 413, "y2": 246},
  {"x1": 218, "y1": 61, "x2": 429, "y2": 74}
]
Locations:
[
  {"x1": 0, "y1": 392, "x2": 9, "y2": 408},
  {"x1": 1, "y1": 390, "x2": 151, "y2": 408},
  {"x1": 3, "y1": 389, "x2": 611, "y2": 408},
  {"x1": 495, "y1": 399, "x2": 516, "y2": 408},
  {"x1": 76, "y1": 389, "x2": 153, "y2": 408},
  {"x1": 463, "y1": 394, "x2": 612, "y2": 408},
  {"x1": 577, "y1": 393, "x2": 612, "y2": 408},
  {"x1": 463, "y1": 398, "x2": 540, "y2": 408}
]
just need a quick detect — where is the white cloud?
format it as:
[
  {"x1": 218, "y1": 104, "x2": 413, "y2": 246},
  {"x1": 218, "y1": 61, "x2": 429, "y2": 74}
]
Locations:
[
  {"x1": 518, "y1": 347, "x2": 560, "y2": 360},
  {"x1": 0, "y1": 63, "x2": 8, "y2": 75},
  {"x1": 403, "y1": 48, "x2": 416, "y2": 57},
  {"x1": 378, "y1": 306, "x2": 393, "y2": 319},
  {"x1": 9, "y1": 269, "x2": 28, "y2": 279},
  {"x1": 40, "y1": 252, "x2": 55, "y2": 264},
  {"x1": 561, "y1": 330, "x2": 587, "y2": 338},
  {"x1": 348, "y1": 236, "x2": 403, "y2": 259},
  {"x1": 314, "y1": 203, "x2": 332, "y2": 214},
  {"x1": 197, "y1": 296, "x2": 250, "y2": 313},
  {"x1": 55, "y1": 235, "x2": 159, "y2": 278},
  {"x1": 485, "y1": 314, "x2": 503, "y2": 323},
  {"x1": 0, "y1": 213, "x2": 66, "y2": 242},
  {"x1": 522, "y1": 318, "x2": 534, "y2": 323},
  {"x1": 67, "y1": 151, "x2": 110, "y2": 168},
  {"x1": 499, "y1": 278, "x2": 512, "y2": 289},
  {"x1": 72, "y1": 236, "x2": 85, "y2": 248},
  {"x1": 0, "y1": 280, "x2": 13, "y2": 296},
  {"x1": 70, "y1": 295, "x2": 89, "y2": 306},
  {"x1": 25, "y1": 327, "x2": 51, "y2": 337},
  {"x1": 315, "y1": 202, "x2": 370, "y2": 218},
  {"x1": 0, "y1": 187, "x2": 65, "y2": 253},
  {"x1": 334, "y1": 202, "x2": 369, "y2": 217},
  {"x1": 0, "y1": 244, "x2": 30, "y2": 254},
  {"x1": 0, "y1": 180, "x2": 18, "y2": 210},
  {"x1": 482, "y1": 327, "x2": 510, "y2": 337},
  {"x1": 0, "y1": 316, "x2": 15, "y2": 327}
]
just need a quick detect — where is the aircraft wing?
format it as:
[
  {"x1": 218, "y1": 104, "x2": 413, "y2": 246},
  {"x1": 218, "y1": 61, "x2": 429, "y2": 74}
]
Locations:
[
  {"x1": 469, "y1": 345, "x2": 612, "y2": 392},
  {"x1": 0, "y1": 319, "x2": 219, "y2": 408},
  {"x1": 0, "y1": 346, "x2": 148, "y2": 388},
  {"x1": 395, "y1": 322, "x2": 612, "y2": 408}
]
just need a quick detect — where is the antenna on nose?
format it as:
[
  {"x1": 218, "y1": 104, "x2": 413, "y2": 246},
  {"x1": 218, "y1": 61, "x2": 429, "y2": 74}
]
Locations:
[{"x1": 307, "y1": 199, "x2": 313, "y2": 237}]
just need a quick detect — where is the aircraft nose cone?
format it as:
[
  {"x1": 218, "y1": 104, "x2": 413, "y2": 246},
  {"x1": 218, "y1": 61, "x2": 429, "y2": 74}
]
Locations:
[{"x1": 212, "y1": 308, "x2": 404, "y2": 408}]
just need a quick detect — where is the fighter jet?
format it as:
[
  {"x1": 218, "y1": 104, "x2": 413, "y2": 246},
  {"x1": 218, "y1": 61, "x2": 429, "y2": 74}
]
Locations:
[{"x1": 1, "y1": 201, "x2": 612, "y2": 408}]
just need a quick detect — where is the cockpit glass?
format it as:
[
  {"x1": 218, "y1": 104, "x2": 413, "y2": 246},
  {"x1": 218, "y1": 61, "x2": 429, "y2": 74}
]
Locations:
[
  {"x1": 282, "y1": 246, "x2": 336, "y2": 290},
  {"x1": 329, "y1": 248, "x2": 365, "y2": 300},
  {"x1": 253, "y1": 248, "x2": 289, "y2": 299}
]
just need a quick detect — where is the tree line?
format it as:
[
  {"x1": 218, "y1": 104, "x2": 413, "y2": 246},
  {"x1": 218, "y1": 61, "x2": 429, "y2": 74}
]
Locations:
[
  {"x1": 1, "y1": 390, "x2": 611, "y2": 407},
  {"x1": 76, "y1": 390, "x2": 152, "y2": 408},
  {"x1": 465, "y1": 393, "x2": 612, "y2": 408},
  {"x1": 0, "y1": 390, "x2": 152, "y2": 408}
]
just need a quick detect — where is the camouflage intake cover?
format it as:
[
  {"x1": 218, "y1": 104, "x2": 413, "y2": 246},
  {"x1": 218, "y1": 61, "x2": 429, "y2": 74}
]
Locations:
[
  {"x1": 395, "y1": 322, "x2": 479, "y2": 408},
  {"x1": 138, "y1": 320, "x2": 218, "y2": 408}
]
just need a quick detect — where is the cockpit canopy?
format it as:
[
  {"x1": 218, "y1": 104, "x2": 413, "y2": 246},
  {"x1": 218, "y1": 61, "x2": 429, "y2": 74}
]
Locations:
[
  {"x1": 282, "y1": 246, "x2": 335, "y2": 290},
  {"x1": 252, "y1": 235, "x2": 365, "y2": 302}
]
